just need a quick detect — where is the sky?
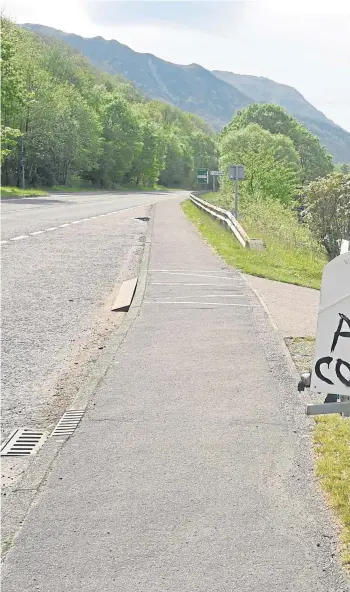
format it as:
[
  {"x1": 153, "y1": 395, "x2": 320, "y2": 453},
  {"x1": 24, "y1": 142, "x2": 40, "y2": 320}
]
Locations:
[{"x1": 4, "y1": 0, "x2": 350, "y2": 131}]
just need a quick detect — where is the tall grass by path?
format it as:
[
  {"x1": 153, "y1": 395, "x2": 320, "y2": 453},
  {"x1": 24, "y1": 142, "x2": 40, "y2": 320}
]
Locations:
[{"x1": 182, "y1": 198, "x2": 325, "y2": 289}]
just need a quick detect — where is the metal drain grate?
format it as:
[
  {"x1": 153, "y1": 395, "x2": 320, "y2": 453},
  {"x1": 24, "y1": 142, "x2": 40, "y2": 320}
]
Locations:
[
  {"x1": 1, "y1": 429, "x2": 47, "y2": 456},
  {"x1": 51, "y1": 410, "x2": 84, "y2": 437}
]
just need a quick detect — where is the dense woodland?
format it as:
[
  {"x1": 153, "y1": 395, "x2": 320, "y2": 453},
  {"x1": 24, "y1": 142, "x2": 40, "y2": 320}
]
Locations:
[{"x1": 1, "y1": 19, "x2": 217, "y2": 189}]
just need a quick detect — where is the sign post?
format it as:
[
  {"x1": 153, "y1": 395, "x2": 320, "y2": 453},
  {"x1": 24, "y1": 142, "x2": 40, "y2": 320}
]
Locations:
[
  {"x1": 197, "y1": 168, "x2": 209, "y2": 186},
  {"x1": 228, "y1": 165, "x2": 245, "y2": 219},
  {"x1": 209, "y1": 170, "x2": 224, "y2": 192},
  {"x1": 307, "y1": 251, "x2": 350, "y2": 416}
]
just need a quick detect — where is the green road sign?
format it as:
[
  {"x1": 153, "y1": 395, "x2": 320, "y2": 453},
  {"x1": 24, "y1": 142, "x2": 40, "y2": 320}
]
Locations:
[{"x1": 197, "y1": 168, "x2": 208, "y2": 184}]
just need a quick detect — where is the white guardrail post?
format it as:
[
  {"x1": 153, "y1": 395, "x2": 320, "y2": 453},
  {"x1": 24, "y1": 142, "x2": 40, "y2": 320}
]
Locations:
[{"x1": 189, "y1": 193, "x2": 265, "y2": 250}]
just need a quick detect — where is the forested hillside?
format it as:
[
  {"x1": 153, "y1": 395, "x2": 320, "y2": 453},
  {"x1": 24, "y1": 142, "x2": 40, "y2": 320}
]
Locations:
[
  {"x1": 1, "y1": 19, "x2": 217, "y2": 189},
  {"x1": 22, "y1": 24, "x2": 252, "y2": 131},
  {"x1": 23, "y1": 24, "x2": 350, "y2": 163}
]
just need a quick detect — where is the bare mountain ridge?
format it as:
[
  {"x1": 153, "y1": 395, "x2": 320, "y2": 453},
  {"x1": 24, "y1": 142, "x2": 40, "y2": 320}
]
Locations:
[{"x1": 23, "y1": 24, "x2": 350, "y2": 163}]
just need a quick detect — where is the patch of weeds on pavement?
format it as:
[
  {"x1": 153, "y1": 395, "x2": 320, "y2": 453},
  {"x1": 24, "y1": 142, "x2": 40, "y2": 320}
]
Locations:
[
  {"x1": 285, "y1": 336, "x2": 315, "y2": 374},
  {"x1": 286, "y1": 337, "x2": 350, "y2": 570},
  {"x1": 1, "y1": 534, "x2": 14, "y2": 556},
  {"x1": 181, "y1": 200, "x2": 324, "y2": 289}
]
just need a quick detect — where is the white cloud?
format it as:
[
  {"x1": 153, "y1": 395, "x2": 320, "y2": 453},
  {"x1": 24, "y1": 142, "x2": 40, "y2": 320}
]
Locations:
[
  {"x1": 265, "y1": 0, "x2": 350, "y2": 15},
  {"x1": 3, "y1": 0, "x2": 96, "y2": 35},
  {"x1": 3, "y1": 0, "x2": 350, "y2": 132}
]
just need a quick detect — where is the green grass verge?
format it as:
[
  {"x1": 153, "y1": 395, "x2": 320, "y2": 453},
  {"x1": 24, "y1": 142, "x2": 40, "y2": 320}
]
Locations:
[
  {"x1": 1, "y1": 183, "x2": 182, "y2": 197},
  {"x1": 1, "y1": 186, "x2": 49, "y2": 198},
  {"x1": 198, "y1": 191, "x2": 231, "y2": 209},
  {"x1": 314, "y1": 416, "x2": 350, "y2": 567},
  {"x1": 182, "y1": 199, "x2": 325, "y2": 289}
]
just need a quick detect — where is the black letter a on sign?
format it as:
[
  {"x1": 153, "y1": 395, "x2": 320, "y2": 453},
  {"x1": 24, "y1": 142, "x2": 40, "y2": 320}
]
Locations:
[{"x1": 331, "y1": 313, "x2": 350, "y2": 353}]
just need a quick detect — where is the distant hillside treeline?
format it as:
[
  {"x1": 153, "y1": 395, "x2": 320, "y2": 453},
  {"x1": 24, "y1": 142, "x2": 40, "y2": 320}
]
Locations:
[
  {"x1": 219, "y1": 103, "x2": 334, "y2": 207},
  {"x1": 23, "y1": 24, "x2": 350, "y2": 164},
  {"x1": 1, "y1": 19, "x2": 217, "y2": 189}
]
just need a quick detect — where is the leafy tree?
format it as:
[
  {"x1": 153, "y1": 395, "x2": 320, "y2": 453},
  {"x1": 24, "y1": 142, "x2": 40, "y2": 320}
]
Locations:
[
  {"x1": 0, "y1": 19, "x2": 26, "y2": 118},
  {"x1": 0, "y1": 18, "x2": 26, "y2": 163},
  {"x1": 1, "y1": 19, "x2": 217, "y2": 189},
  {"x1": 127, "y1": 114, "x2": 166, "y2": 186},
  {"x1": 304, "y1": 173, "x2": 350, "y2": 259},
  {"x1": 219, "y1": 124, "x2": 300, "y2": 204},
  {"x1": 1, "y1": 127, "x2": 22, "y2": 164},
  {"x1": 94, "y1": 93, "x2": 143, "y2": 186},
  {"x1": 224, "y1": 104, "x2": 333, "y2": 183},
  {"x1": 335, "y1": 163, "x2": 350, "y2": 174}
]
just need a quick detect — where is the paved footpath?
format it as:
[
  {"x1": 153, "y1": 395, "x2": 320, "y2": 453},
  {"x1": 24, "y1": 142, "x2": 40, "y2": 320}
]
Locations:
[
  {"x1": 243, "y1": 274, "x2": 320, "y2": 338},
  {"x1": 2, "y1": 200, "x2": 349, "y2": 591}
]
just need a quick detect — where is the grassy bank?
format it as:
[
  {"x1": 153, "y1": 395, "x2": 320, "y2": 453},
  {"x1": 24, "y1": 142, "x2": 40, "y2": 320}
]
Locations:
[
  {"x1": 314, "y1": 415, "x2": 350, "y2": 567},
  {"x1": 182, "y1": 197, "x2": 325, "y2": 289},
  {"x1": 1, "y1": 186, "x2": 49, "y2": 198}
]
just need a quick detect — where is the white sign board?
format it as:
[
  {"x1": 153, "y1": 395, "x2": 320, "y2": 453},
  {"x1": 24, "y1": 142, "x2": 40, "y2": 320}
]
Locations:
[
  {"x1": 310, "y1": 252, "x2": 350, "y2": 396},
  {"x1": 210, "y1": 171, "x2": 224, "y2": 176}
]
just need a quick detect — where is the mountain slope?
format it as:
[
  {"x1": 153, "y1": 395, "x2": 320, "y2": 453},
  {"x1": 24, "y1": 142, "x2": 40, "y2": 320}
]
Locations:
[
  {"x1": 23, "y1": 24, "x2": 251, "y2": 130},
  {"x1": 213, "y1": 71, "x2": 350, "y2": 163},
  {"x1": 23, "y1": 24, "x2": 350, "y2": 162}
]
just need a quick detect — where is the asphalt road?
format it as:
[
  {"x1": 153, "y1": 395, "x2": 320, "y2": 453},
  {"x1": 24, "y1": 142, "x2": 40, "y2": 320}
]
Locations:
[
  {"x1": 1, "y1": 190, "x2": 184, "y2": 440},
  {"x1": 2, "y1": 200, "x2": 349, "y2": 591}
]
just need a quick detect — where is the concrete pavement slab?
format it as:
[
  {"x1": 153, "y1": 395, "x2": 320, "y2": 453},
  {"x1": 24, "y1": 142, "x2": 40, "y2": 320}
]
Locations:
[{"x1": 243, "y1": 274, "x2": 320, "y2": 337}]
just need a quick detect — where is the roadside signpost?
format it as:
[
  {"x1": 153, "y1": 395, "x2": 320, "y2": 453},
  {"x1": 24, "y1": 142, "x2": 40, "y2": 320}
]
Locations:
[
  {"x1": 307, "y1": 251, "x2": 350, "y2": 416},
  {"x1": 209, "y1": 170, "x2": 224, "y2": 192},
  {"x1": 228, "y1": 165, "x2": 245, "y2": 219},
  {"x1": 197, "y1": 168, "x2": 209, "y2": 185}
]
